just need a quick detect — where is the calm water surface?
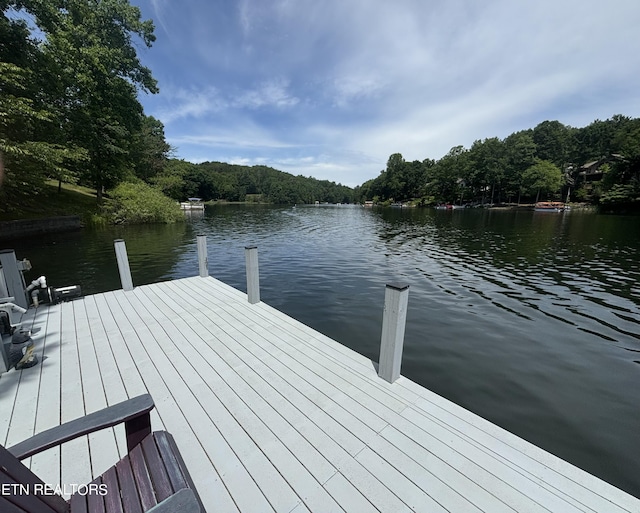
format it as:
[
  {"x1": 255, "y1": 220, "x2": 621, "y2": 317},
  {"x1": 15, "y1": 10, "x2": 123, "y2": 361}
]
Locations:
[{"x1": 7, "y1": 205, "x2": 640, "y2": 497}]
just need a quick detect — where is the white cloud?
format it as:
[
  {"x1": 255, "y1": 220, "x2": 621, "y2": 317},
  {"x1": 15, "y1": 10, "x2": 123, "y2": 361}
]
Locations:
[
  {"x1": 138, "y1": 0, "x2": 640, "y2": 185},
  {"x1": 156, "y1": 86, "x2": 226, "y2": 124},
  {"x1": 232, "y1": 78, "x2": 300, "y2": 109},
  {"x1": 156, "y1": 79, "x2": 300, "y2": 126},
  {"x1": 330, "y1": 74, "x2": 387, "y2": 108},
  {"x1": 148, "y1": 0, "x2": 171, "y2": 35},
  {"x1": 168, "y1": 119, "x2": 301, "y2": 151}
]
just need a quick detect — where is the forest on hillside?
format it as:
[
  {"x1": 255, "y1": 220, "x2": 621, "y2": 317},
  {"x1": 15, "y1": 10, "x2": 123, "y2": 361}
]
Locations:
[
  {"x1": 357, "y1": 116, "x2": 640, "y2": 209},
  {"x1": 153, "y1": 159, "x2": 355, "y2": 204}
]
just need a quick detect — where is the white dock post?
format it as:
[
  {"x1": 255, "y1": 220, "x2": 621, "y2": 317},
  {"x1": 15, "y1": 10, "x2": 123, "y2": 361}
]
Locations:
[
  {"x1": 197, "y1": 235, "x2": 208, "y2": 277},
  {"x1": 114, "y1": 239, "x2": 134, "y2": 291},
  {"x1": 245, "y1": 245, "x2": 260, "y2": 304},
  {"x1": 378, "y1": 283, "x2": 410, "y2": 383}
]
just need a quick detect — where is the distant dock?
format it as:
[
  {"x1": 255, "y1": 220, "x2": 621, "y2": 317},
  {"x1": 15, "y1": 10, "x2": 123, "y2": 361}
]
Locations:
[{"x1": 1, "y1": 241, "x2": 639, "y2": 512}]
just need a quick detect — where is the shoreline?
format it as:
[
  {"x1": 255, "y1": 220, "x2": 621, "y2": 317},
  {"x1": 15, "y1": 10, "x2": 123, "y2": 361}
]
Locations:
[{"x1": 0, "y1": 215, "x2": 82, "y2": 242}]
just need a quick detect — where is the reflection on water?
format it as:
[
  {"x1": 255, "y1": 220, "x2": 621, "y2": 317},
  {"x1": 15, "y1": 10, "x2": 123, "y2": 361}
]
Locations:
[
  {"x1": 9, "y1": 223, "x2": 192, "y2": 294},
  {"x1": 6, "y1": 205, "x2": 640, "y2": 498}
]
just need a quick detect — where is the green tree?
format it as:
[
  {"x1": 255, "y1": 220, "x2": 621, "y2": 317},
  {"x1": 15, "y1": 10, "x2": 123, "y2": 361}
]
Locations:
[
  {"x1": 429, "y1": 146, "x2": 469, "y2": 203},
  {"x1": 610, "y1": 116, "x2": 640, "y2": 160},
  {"x1": 6, "y1": 0, "x2": 159, "y2": 201},
  {"x1": 503, "y1": 131, "x2": 537, "y2": 203},
  {"x1": 152, "y1": 159, "x2": 194, "y2": 200},
  {"x1": 385, "y1": 153, "x2": 407, "y2": 200},
  {"x1": 404, "y1": 160, "x2": 425, "y2": 199},
  {"x1": 131, "y1": 115, "x2": 172, "y2": 182},
  {"x1": 0, "y1": 9, "x2": 87, "y2": 206},
  {"x1": 574, "y1": 118, "x2": 616, "y2": 164},
  {"x1": 468, "y1": 137, "x2": 506, "y2": 203},
  {"x1": 522, "y1": 159, "x2": 563, "y2": 202},
  {"x1": 599, "y1": 183, "x2": 640, "y2": 210},
  {"x1": 0, "y1": 62, "x2": 88, "y2": 203},
  {"x1": 532, "y1": 120, "x2": 574, "y2": 166}
]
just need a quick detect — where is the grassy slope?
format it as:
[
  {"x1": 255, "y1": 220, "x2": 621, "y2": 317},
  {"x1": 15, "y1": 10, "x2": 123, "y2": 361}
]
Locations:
[{"x1": 0, "y1": 181, "x2": 102, "y2": 222}]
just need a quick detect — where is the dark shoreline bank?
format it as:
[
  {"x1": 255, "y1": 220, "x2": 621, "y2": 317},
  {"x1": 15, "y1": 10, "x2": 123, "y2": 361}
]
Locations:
[{"x1": 0, "y1": 216, "x2": 82, "y2": 242}]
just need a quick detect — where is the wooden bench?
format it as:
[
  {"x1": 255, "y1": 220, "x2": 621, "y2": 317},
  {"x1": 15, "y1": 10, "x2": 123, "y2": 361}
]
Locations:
[{"x1": 0, "y1": 394, "x2": 205, "y2": 512}]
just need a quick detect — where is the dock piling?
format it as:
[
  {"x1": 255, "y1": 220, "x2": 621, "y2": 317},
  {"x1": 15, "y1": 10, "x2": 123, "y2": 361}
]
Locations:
[
  {"x1": 114, "y1": 239, "x2": 134, "y2": 291},
  {"x1": 197, "y1": 235, "x2": 208, "y2": 277},
  {"x1": 378, "y1": 283, "x2": 410, "y2": 383},
  {"x1": 244, "y1": 246, "x2": 260, "y2": 304}
]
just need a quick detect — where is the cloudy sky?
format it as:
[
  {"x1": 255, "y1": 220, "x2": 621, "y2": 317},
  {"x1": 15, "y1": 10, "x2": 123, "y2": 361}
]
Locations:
[{"x1": 134, "y1": 0, "x2": 640, "y2": 187}]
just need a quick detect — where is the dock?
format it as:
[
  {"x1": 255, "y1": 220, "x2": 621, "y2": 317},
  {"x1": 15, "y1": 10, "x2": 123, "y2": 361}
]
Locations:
[{"x1": 2, "y1": 273, "x2": 639, "y2": 511}]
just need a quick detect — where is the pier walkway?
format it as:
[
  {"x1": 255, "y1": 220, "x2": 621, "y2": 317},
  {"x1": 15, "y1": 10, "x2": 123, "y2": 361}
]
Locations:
[{"x1": 1, "y1": 275, "x2": 638, "y2": 512}]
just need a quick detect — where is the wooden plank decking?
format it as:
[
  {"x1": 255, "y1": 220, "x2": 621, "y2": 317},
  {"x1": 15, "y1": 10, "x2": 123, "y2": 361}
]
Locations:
[{"x1": 1, "y1": 275, "x2": 638, "y2": 512}]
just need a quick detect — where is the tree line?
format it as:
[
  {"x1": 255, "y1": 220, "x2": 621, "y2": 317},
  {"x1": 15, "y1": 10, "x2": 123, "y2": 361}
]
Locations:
[
  {"x1": 152, "y1": 159, "x2": 355, "y2": 205},
  {"x1": 356, "y1": 116, "x2": 640, "y2": 209}
]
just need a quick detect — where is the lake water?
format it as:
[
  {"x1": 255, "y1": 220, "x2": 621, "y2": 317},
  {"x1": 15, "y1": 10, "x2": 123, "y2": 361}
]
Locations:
[{"x1": 6, "y1": 205, "x2": 640, "y2": 498}]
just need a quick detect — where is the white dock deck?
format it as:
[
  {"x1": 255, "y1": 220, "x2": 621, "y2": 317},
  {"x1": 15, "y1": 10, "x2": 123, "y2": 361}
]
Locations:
[{"x1": 1, "y1": 275, "x2": 638, "y2": 512}]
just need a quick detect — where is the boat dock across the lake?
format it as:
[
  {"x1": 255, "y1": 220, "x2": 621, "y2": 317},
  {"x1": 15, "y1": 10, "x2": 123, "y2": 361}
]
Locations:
[{"x1": 1, "y1": 240, "x2": 638, "y2": 512}]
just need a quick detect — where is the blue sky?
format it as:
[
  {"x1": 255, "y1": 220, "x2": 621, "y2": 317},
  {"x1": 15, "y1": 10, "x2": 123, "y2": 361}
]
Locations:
[{"x1": 134, "y1": 0, "x2": 640, "y2": 187}]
